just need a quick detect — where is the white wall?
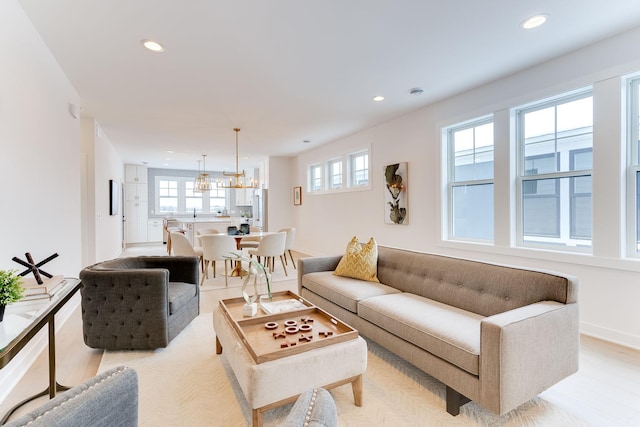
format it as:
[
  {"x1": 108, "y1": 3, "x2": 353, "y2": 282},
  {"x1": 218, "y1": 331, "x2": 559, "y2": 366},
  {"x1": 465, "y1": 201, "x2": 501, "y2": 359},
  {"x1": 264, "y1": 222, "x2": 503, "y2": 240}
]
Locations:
[
  {"x1": 265, "y1": 156, "x2": 295, "y2": 232},
  {"x1": 294, "y1": 26, "x2": 640, "y2": 350},
  {"x1": 84, "y1": 121, "x2": 124, "y2": 263},
  {"x1": 0, "y1": 0, "x2": 82, "y2": 401},
  {"x1": 0, "y1": 0, "x2": 81, "y2": 278}
]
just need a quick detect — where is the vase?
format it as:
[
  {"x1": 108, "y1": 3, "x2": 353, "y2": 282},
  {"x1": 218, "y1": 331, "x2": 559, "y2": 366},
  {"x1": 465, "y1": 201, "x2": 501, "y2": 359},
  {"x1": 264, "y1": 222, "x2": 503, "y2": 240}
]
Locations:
[{"x1": 0, "y1": 304, "x2": 5, "y2": 322}]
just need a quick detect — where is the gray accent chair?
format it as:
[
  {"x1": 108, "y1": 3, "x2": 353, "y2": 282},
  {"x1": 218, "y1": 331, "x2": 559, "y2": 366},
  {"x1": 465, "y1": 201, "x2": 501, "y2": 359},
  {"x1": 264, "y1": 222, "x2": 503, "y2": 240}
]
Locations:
[
  {"x1": 280, "y1": 388, "x2": 337, "y2": 427},
  {"x1": 5, "y1": 366, "x2": 138, "y2": 427},
  {"x1": 79, "y1": 256, "x2": 199, "y2": 350}
]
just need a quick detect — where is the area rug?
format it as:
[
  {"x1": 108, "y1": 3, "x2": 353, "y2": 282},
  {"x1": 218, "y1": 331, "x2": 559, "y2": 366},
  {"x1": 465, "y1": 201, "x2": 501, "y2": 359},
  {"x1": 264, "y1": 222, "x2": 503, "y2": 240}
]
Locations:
[
  {"x1": 98, "y1": 314, "x2": 592, "y2": 427},
  {"x1": 199, "y1": 262, "x2": 292, "y2": 292}
]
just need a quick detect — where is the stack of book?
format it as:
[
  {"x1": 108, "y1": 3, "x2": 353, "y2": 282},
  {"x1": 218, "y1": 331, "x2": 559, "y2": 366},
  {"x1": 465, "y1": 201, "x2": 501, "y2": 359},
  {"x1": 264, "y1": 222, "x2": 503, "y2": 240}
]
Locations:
[
  {"x1": 20, "y1": 275, "x2": 66, "y2": 301},
  {"x1": 259, "y1": 298, "x2": 306, "y2": 315}
]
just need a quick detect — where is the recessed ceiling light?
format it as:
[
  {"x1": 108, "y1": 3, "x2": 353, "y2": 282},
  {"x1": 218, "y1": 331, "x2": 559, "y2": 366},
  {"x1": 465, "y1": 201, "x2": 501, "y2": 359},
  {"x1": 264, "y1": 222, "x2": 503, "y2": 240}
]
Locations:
[
  {"x1": 521, "y1": 14, "x2": 548, "y2": 30},
  {"x1": 141, "y1": 39, "x2": 165, "y2": 52},
  {"x1": 372, "y1": 95, "x2": 385, "y2": 102}
]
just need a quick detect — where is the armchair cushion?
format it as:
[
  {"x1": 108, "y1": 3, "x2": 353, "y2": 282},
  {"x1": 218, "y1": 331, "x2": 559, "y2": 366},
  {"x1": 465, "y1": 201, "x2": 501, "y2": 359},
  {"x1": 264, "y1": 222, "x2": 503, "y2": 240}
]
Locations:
[{"x1": 168, "y1": 282, "x2": 198, "y2": 314}]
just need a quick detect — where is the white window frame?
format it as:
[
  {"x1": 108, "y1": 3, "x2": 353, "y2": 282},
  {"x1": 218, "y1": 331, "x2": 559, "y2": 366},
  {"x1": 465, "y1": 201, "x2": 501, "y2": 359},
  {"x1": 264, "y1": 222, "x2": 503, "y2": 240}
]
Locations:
[
  {"x1": 305, "y1": 146, "x2": 371, "y2": 196},
  {"x1": 327, "y1": 158, "x2": 343, "y2": 190},
  {"x1": 515, "y1": 89, "x2": 593, "y2": 252},
  {"x1": 209, "y1": 187, "x2": 227, "y2": 214},
  {"x1": 347, "y1": 150, "x2": 370, "y2": 188},
  {"x1": 157, "y1": 178, "x2": 179, "y2": 214},
  {"x1": 154, "y1": 175, "x2": 228, "y2": 215},
  {"x1": 626, "y1": 75, "x2": 640, "y2": 257},
  {"x1": 307, "y1": 163, "x2": 323, "y2": 193},
  {"x1": 444, "y1": 116, "x2": 494, "y2": 243}
]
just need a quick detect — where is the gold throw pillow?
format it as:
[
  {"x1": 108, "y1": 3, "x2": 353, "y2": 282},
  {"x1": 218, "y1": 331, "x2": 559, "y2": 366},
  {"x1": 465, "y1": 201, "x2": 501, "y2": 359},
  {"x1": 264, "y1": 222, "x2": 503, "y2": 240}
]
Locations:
[{"x1": 333, "y1": 236, "x2": 380, "y2": 282}]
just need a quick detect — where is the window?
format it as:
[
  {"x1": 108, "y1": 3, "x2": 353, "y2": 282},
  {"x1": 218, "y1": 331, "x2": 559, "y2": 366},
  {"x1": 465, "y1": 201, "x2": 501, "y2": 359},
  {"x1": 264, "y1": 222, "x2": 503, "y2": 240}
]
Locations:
[
  {"x1": 328, "y1": 159, "x2": 343, "y2": 189},
  {"x1": 209, "y1": 187, "x2": 226, "y2": 213},
  {"x1": 154, "y1": 176, "x2": 227, "y2": 215},
  {"x1": 348, "y1": 150, "x2": 369, "y2": 187},
  {"x1": 158, "y1": 180, "x2": 178, "y2": 213},
  {"x1": 445, "y1": 118, "x2": 494, "y2": 241},
  {"x1": 185, "y1": 181, "x2": 203, "y2": 213},
  {"x1": 308, "y1": 163, "x2": 323, "y2": 192},
  {"x1": 627, "y1": 76, "x2": 640, "y2": 255},
  {"x1": 517, "y1": 91, "x2": 593, "y2": 250},
  {"x1": 306, "y1": 147, "x2": 370, "y2": 195}
]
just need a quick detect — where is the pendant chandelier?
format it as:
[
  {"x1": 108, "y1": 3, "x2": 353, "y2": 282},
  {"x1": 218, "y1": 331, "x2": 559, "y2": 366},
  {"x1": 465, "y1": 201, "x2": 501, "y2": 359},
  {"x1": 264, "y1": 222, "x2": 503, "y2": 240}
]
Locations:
[
  {"x1": 194, "y1": 154, "x2": 212, "y2": 192},
  {"x1": 217, "y1": 128, "x2": 257, "y2": 189}
]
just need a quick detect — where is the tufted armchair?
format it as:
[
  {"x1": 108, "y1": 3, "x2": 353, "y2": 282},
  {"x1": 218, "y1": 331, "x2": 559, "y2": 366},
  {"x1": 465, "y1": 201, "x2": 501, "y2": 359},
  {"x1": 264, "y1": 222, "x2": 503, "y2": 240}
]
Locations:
[{"x1": 79, "y1": 256, "x2": 199, "y2": 350}]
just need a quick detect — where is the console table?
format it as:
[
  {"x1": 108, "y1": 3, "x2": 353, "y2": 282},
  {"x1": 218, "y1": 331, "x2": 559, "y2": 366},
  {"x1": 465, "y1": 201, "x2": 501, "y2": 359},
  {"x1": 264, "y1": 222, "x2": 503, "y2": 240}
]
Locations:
[{"x1": 0, "y1": 278, "x2": 81, "y2": 424}]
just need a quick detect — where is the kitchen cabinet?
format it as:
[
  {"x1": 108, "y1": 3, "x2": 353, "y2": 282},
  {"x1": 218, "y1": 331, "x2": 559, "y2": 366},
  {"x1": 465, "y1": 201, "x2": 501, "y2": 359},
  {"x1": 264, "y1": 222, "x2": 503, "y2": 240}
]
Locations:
[
  {"x1": 124, "y1": 164, "x2": 149, "y2": 243},
  {"x1": 125, "y1": 182, "x2": 147, "y2": 202},
  {"x1": 235, "y1": 169, "x2": 254, "y2": 206},
  {"x1": 125, "y1": 165, "x2": 147, "y2": 184},
  {"x1": 147, "y1": 219, "x2": 163, "y2": 242},
  {"x1": 179, "y1": 219, "x2": 233, "y2": 245},
  {"x1": 125, "y1": 201, "x2": 148, "y2": 243},
  {"x1": 235, "y1": 189, "x2": 253, "y2": 206}
]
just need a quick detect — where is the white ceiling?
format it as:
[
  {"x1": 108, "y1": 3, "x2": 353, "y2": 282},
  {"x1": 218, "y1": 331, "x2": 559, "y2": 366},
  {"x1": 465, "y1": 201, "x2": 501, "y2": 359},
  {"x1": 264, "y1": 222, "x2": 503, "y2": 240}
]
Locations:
[{"x1": 18, "y1": 0, "x2": 640, "y2": 171}]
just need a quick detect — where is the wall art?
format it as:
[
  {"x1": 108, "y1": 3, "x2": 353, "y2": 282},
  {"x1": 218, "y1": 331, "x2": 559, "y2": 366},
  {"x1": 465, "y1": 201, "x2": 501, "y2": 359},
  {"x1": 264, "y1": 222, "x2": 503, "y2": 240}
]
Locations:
[{"x1": 384, "y1": 162, "x2": 407, "y2": 224}]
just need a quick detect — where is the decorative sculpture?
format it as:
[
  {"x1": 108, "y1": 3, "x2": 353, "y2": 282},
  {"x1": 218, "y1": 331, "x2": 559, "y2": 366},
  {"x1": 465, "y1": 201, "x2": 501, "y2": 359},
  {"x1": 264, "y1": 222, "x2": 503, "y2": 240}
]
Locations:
[{"x1": 12, "y1": 252, "x2": 59, "y2": 285}]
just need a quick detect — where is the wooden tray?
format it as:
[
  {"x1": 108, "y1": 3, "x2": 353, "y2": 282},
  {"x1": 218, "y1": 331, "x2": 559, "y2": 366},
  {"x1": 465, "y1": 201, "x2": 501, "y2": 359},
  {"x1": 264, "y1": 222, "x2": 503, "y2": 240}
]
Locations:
[
  {"x1": 219, "y1": 292, "x2": 358, "y2": 364},
  {"x1": 220, "y1": 290, "x2": 313, "y2": 320}
]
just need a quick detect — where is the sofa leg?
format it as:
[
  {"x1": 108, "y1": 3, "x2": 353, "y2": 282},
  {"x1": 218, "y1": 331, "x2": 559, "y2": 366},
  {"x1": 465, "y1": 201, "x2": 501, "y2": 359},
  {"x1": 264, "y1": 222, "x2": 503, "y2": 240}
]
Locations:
[{"x1": 445, "y1": 386, "x2": 470, "y2": 416}]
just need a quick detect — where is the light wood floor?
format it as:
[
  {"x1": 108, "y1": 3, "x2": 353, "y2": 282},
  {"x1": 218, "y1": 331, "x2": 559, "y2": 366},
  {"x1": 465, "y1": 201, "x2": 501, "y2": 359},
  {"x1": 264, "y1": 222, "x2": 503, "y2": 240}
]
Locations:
[{"x1": 1, "y1": 246, "x2": 639, "y2": 425}]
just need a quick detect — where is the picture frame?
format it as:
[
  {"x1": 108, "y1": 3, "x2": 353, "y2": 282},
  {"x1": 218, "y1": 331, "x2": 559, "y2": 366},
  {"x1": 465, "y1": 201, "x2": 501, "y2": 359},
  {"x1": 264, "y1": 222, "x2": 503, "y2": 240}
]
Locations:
[
  {"x1": 293, "y1": 186, "x2": 302, "y2": 205},
  {"x1": 109, "y1": 179, "x2": 118, "y2": 216}
]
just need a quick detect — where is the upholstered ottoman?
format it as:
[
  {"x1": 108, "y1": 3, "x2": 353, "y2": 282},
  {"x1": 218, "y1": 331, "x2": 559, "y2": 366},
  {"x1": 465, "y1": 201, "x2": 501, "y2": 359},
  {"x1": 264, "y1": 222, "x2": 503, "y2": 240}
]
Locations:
[{"x1": 212, "y1": 306, "x2": 367, "y2": 426}]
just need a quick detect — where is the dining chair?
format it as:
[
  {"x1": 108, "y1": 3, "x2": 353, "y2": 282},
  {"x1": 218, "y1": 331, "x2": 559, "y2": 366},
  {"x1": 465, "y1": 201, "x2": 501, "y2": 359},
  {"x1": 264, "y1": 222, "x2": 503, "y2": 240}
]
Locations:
[
  {"x1": 279, "y1": 227, "x2": 297, "y2": 269},
  {"x1": 170, "y1": 231, "x2": 204, "y2": 272},
  {"x1": 199, "y1": 234, "x2": 237, "y2": 286},
  {"x1": 239, "y1": 226, "x2": 262, "y2": 249},
  {"x1": 196, "y1": 228, "x2": 220, "y2": 246},
  {"x1": 248, "y1": 232, "x2": 287, "y2": 276},
  {"x1": 163, "y1": 219, "x2": 186, "y2": 255}
]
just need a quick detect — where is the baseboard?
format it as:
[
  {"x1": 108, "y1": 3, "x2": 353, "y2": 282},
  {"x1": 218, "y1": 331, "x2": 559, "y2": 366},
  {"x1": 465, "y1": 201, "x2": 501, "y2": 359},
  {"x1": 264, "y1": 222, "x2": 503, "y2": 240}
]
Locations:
[
  {"x1": 0, "y1": 295, "x2": 80, "y2": 404},
  {"x1": 580, "y1": 321, "x2": 640, "y2": 351}
]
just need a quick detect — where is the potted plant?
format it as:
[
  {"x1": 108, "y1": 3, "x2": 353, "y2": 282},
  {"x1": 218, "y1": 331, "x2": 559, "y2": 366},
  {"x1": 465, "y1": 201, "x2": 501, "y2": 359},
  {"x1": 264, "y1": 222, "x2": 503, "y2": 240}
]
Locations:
[{"x1": 0, "y1": 269, "x2": 25, "y2": 322}]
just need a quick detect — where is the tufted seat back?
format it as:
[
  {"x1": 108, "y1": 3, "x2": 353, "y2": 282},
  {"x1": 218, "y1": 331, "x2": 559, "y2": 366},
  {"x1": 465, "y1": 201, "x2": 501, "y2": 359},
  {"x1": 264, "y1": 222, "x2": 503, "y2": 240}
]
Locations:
[
  {"x1": 79, "y1": 256, "x2": 199, "y2": 350},
  {"x1": 376, "y1": 246, "x2": 578, "y2": 317}
]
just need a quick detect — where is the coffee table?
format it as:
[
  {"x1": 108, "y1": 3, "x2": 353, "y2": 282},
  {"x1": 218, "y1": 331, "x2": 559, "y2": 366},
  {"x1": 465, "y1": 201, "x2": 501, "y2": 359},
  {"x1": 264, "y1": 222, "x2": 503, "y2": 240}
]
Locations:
[{"x1": 213, "y1": 291, "x2": 367, "y2": 426}]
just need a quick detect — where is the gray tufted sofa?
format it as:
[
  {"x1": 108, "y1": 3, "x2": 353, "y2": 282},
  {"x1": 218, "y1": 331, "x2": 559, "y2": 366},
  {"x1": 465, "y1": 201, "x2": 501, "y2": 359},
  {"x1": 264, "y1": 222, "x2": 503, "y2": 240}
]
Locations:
[
  {"x1": 79, "y1": 256, "x2": 199, "y2": 350},
  {"x1": 299, "y1": 245, "x2": 579, "y2": 416},
  {"x1": 5, "y1": 366, "x2": 138, "y2": 427}
]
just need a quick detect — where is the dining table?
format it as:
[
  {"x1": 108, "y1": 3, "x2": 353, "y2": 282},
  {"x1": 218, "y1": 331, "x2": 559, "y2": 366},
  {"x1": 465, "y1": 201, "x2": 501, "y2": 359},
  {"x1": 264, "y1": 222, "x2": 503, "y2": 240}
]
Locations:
[{"x1": 227, "y1": 231, "x2": 276, "y2": 277}]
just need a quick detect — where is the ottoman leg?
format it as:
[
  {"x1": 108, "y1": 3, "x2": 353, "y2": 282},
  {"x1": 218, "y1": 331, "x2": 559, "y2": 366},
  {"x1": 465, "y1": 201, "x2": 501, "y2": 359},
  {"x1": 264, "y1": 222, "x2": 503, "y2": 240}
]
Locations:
[{"x1": 352, "y1": 374, "x2": 363, "y2": 406}]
